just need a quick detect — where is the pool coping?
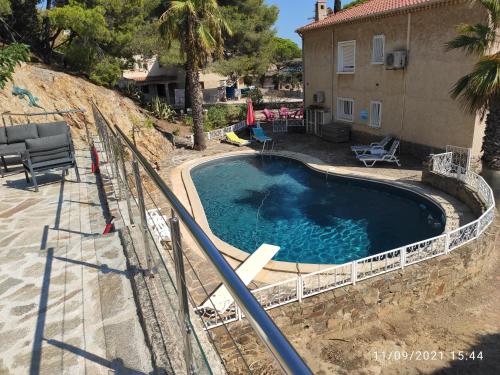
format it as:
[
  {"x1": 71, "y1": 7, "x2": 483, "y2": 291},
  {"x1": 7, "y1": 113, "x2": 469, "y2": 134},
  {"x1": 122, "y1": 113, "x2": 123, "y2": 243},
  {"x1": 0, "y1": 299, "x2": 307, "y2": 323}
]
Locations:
[{"x1": 172, "y1": 150, "x2": 457, "y2": 280}]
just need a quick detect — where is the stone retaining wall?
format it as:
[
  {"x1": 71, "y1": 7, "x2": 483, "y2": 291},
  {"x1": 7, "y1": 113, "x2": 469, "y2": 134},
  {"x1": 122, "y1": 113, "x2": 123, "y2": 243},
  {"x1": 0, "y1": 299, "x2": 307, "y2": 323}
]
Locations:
[
  {"x1": 422, "y1": 169, "x2": 486, "y2": 217},
  {"x1": 210, "y1": 173, "x2": 498, "y2": 374}
]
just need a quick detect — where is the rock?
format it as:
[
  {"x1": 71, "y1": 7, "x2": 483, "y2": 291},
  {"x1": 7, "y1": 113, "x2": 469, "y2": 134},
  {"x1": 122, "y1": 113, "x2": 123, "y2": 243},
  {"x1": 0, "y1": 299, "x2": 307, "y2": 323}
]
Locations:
[{"x1": 361, "y1": 288, "x2": 380, "y2": 305}]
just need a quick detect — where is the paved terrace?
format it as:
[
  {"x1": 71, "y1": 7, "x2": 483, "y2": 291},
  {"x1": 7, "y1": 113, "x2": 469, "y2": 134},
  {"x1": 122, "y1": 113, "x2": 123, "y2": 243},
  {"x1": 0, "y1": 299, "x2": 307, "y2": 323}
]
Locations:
[{"x1": 0, "y1": 150, "x2": 153, "y2": 375}]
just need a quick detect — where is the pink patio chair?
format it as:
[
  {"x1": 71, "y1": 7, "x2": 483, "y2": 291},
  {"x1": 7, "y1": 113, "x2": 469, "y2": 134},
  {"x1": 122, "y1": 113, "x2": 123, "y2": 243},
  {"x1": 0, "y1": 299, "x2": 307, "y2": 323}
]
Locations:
[
  {"x1": 279, "y1": 107, "x2": 290, "y2": 120},
  {"x1": 262, "y1": 108, "x2": 276, "y2": 122},
  {"x1": 292, "y1": 108, "x2": 304, "y2": 119}
]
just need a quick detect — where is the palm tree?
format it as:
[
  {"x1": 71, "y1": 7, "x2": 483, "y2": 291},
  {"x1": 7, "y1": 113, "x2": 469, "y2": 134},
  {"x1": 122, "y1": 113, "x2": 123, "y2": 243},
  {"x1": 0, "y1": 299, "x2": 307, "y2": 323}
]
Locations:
[
  {"x1": 446, "y1": 0, "x2": 500, "y2": 169},
  {"x1": 159, "y1": 0, "x2": 230, "y2": 150}
]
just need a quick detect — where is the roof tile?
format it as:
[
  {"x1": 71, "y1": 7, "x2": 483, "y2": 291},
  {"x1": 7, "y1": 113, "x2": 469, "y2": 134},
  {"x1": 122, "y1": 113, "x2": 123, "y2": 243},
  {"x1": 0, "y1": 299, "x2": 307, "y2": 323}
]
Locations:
[{"x1": 298, "y1": 0, "x2": 445, "y2": 32}]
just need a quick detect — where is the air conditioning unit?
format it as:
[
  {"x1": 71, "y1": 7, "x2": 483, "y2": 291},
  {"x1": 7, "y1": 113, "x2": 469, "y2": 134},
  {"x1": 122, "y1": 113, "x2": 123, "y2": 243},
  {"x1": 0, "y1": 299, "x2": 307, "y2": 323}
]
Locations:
[
  {"x1": 385, "y1": 50, "x2": 407, "y2": 70},
  {"x1": 313, "y1": 91, "x2": 325, "y2": 104}
]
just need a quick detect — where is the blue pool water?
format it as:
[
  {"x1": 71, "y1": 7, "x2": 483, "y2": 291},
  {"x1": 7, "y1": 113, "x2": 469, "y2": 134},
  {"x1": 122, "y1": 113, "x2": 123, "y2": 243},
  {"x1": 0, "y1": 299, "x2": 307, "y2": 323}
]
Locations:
[{"x1": 191, "y1": 155, "x2": 445, "y2": 264}]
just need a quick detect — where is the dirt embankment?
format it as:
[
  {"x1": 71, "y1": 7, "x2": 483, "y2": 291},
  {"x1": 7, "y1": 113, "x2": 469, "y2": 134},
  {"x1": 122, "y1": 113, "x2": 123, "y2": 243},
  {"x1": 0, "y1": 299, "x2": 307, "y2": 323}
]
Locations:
[{"x1": 0, "y1": 63, "x2": 173, "y2": 165}]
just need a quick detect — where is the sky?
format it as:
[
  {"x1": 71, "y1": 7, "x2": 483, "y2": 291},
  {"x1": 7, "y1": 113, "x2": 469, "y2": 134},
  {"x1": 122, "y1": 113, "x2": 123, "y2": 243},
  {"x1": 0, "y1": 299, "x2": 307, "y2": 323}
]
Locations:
[{"x1": 266, "y1": 0, "x2": 347, "y2": 46}]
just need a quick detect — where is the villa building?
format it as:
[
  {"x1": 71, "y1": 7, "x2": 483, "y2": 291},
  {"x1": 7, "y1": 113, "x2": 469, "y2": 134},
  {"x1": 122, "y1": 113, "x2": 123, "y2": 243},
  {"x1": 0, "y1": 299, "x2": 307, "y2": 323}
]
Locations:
[
  {"x1": 120, "y1": 55, "x2": 237, "y2": 106},
  {"x1": 298, "y1": 0, "x2": 495, "y2": 159}
]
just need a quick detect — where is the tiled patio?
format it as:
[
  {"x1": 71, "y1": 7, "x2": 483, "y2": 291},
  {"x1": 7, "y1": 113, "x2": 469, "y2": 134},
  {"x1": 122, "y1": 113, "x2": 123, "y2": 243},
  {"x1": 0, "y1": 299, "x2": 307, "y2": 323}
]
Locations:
[{"x1": 0, "y1": 151, "x2": 153, "y2": 374}]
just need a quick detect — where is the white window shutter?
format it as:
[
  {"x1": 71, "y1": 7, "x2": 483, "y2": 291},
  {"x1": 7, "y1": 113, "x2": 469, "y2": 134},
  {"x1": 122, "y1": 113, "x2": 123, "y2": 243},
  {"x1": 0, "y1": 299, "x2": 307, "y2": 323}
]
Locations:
[
  {"x1": 343, "y1": 44, "x2": 355, "y2": 69},
  {"x1": 372, "y1": 35, "x2": 385, "y2": 64},
  {"x1": 338, "y1": 41, "x2": 356, "y2": 73},
  {"x1": 370, "y1": 101, "x2": 382, "y2": 128}
]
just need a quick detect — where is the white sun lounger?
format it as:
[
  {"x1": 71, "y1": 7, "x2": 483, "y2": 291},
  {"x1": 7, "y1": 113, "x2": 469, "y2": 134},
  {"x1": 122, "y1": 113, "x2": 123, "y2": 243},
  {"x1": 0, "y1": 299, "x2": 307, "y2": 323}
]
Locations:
[
  {"x1": 357, "y1": 140, "x2": 401, "y2": 167},
  {"x1": 351, "y1": 135, "x2": 392, "y2": 156},
  {"x1": 146, "y1": 209, "x2": 171, "y2": 243},
  {"x1": 198, "y1": 244, "x2": 280, "y2": 313}
]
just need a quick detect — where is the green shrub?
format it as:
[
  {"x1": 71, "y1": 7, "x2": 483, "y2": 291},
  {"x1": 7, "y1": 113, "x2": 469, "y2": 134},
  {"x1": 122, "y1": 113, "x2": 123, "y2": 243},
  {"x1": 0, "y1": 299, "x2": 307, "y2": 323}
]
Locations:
[
  {"x1": 147, "y1": 96, "x2": 176, "y2": 121},
  {"x1": 89, "y1": 57, "x2": 122, "y2": 87},
  {"x1": 144, "y1": 117, "x2": 155, "y2": 128},
  {"x1": 183, "y1": 115, "x2": 193, "y2": 127},
  {"x1": 0, "y1": 43, "x2": 30, "y2": 89},
  {"x1": 205, "y1": 105, "x2": 247, "y2": 130},
  {"x1": 206, "y1": 105, "x2": 227, "y2": 129},
  {"x1": 121, "y1": 82, "x2": 144, "y2": 102},
  {"x1": 248, "y1": 88, "x2": 263, "y2": 106}
]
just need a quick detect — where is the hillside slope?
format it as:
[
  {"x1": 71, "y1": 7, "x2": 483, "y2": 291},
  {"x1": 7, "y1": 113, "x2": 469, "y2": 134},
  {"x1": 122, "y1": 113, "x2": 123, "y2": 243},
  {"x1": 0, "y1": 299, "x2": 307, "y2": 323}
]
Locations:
[{"x1": 0, "y1": 63, "x2": 172, "y2": 165}]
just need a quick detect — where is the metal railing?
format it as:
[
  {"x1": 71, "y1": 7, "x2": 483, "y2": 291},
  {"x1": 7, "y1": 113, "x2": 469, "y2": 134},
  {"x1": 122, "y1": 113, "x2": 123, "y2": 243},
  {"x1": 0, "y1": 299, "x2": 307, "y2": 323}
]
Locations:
[
  {"x1": 90, "y1": 103, "x2": 312, "y2": 375},
  {"x1": 1, "y1": 109, "x2": 87, "y2": 126},
  {"x1": 199, "y1": 148, "x2": 496, "y2": 330}
]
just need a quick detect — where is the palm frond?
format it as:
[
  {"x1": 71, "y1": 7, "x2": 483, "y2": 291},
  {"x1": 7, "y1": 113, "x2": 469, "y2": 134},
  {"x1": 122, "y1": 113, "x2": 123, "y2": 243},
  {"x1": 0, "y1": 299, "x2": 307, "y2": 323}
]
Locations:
[
  {"x1": 158, "y1": 0, "x2": 229, "y2": 68},
  {"x1": 451, "y1": 52, "x2": 500, "y2": 113},
  {"x1": 476, "y1": 0, "x2": 500, "y2": 28},
  {"x1": 445, "y1": 23, "x2": 494, "y2": 55}
]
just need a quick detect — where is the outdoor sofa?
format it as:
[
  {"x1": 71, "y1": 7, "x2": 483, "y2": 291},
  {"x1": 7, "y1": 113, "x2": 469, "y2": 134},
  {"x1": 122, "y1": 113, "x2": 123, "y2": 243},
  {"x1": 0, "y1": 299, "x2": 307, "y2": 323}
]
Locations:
[{"x1": 0, "y1": 121, "x2": 80, "y2": 191}]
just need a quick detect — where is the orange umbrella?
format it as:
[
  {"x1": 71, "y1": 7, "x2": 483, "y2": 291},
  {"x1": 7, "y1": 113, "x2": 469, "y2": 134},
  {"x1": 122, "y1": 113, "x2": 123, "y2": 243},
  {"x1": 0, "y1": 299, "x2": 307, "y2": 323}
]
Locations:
[{"x1": 246, "y1": 98, "x2": 256, "y2": 126}]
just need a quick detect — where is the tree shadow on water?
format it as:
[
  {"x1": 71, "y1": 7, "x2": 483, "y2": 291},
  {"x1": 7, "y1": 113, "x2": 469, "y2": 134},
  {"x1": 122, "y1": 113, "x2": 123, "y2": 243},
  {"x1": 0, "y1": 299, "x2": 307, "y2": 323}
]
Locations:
[
  {"x1": 232, "y1": 183, "x2": 368, "y2": 227},
  {"x1": 432, "y1": 333, "x2": 500, "y2": 375},
  {"x1": 233, "y1": 184, "x2": 304, "y2": 222}
]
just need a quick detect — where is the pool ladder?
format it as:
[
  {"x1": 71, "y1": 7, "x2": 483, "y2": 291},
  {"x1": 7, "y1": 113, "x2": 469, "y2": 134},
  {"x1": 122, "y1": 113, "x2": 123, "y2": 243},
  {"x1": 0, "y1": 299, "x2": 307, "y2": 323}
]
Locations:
[{"x1": 325, "y1": 168, "x2": 335, "y2": 181}]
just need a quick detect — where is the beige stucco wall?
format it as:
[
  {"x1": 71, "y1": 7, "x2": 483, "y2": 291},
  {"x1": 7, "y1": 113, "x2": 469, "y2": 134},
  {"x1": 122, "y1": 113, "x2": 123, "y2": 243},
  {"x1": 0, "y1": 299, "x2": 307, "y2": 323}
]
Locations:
[
  {"x1": 302, "y1": 1, "x2": 489, "y2": 157},
  {"x1": 200, "y1": 71, "x2": 227, "y2": 89},
  {"x1": 303, "y1": 28, "x2": 334, "y2": 122}
]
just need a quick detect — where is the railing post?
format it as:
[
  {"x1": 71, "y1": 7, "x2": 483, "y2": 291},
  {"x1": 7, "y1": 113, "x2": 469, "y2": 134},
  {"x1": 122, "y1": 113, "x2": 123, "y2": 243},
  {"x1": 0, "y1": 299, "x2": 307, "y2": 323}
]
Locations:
[
  {"x1": 400, "y1": 247, "x2": 406, "y2": 269},
  {"x1": 132, "y1": 158, "x2": 155, "y2": 276},
  {"x1": 351, "y1": 262, "x2": 357, "y2": 285},
  {"x1": 444, "y1": 232, "x2": 450, "y2": 254},
  {"x1": 106, "y1": 129, "x2": 119, "y2": 180},
  {"x1": 297, "y1": 275, "x2": 303, "y2": 303},
  {"x1": 170, "y1": 217, "x2": 196, "y2": 375},
  {"x1": 109, "y1": 136, "x2": 123, "y2": 199},
  {"x1": 117, "y1": 140, "x2": 134, "y2": 226},
  {"x1": 83, "y1": 116, "x2": 92, "y2": 150}
]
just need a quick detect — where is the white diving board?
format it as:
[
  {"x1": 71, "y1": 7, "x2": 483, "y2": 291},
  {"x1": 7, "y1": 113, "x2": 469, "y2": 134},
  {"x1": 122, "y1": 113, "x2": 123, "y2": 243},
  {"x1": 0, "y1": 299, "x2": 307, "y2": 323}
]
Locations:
[{"x1": 199, "y1": 243, "x2": 280, "y2": 313}]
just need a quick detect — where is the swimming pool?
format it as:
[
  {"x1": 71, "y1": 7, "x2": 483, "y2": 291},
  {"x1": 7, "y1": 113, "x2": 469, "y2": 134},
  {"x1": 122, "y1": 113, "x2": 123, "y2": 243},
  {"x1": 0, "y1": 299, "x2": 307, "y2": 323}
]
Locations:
[{"x1": 190, "y1": 155, "x2": 446, "y2": 265}]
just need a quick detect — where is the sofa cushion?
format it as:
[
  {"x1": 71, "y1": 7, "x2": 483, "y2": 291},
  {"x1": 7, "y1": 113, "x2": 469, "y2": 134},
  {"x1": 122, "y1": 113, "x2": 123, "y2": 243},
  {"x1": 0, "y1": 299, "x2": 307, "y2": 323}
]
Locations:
[
  {"x1": 36, "y1": 121, "x2": 69, "y2": 138},
  {"x1": 26, "y1": 133, "x2": 69, "y2": 152},
  {"x1": 0, "y1": 142, "x2": 26, "y2": 155},
  {"x1": 6, "y1": 124, "x2": 39, "y2": 144},
  {"x1": 0, "y1": 127, "x2": 7, "y2": 144},
  {"x1": 25, "y1": 134, "x2": 70, "y2": 164}
]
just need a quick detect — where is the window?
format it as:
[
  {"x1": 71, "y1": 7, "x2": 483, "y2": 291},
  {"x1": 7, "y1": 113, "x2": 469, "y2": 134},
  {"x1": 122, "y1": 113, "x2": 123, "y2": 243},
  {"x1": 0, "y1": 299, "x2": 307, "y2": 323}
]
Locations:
[
  {"x1": 372, "y1": 35, "x2": 385, "y2": 64},
  {"x1": 156, "y1": 84, "x2": 166, "y2": 97},
  {"x1": 370, "y1": 101, "x2": 382, "y2": 128},
  {"x1": 337, "y1": 98, "x2": 354, "y2": 122},
  {"x1": 337, "y1": 41, "x2": 356, "y2": 73}
]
